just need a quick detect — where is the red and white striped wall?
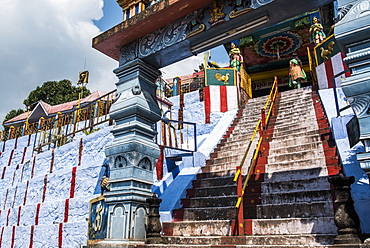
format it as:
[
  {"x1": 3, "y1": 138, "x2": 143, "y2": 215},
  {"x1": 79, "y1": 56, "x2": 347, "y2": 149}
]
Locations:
[
  {"x1": 204, "y1": 86, "x2": 238, "y2": 123},
  {"x1": 315, "y1": 52, "x2": 350, "y2": 90}
]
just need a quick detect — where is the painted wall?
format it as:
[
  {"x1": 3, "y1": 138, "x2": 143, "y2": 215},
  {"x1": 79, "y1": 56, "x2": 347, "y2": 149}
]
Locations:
[
  {"x1": 319, "y1": 88, "x2": 370, "y2": 233},
  {"x1": 0, "y1": 122, "x2": 113, "y2": 247}
]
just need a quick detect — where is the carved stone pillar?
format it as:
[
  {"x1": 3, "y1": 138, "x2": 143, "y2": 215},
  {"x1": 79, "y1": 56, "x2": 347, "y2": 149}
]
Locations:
[
  {"x1": 146, "y1": 194, "x2": 163, "y2": 244},
  {"x1": 103, "y1": 59, "x2": 161, "y2": 242},
  {"x1": 328, "y1": 174, "x2": 361, "y2": 244}
]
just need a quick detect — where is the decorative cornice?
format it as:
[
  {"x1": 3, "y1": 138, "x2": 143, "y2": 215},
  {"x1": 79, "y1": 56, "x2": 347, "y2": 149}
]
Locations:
[
  {"x1": 344, "y1": 49, "x2": 370, "y2": 63},
  {"x1": 336, "y1": 0, "x2": 370, "y2": 25}
]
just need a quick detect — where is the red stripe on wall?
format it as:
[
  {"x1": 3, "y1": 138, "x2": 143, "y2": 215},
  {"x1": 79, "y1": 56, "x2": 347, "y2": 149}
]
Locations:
[
  {"x1": 324, "y1": 59, "x2": 334, "y2": 88},
  {"x1": 23, "y1": 181, "x2": 29, "y2": 206},
  {"x1": 20, "y1": 162, "x2": 26, "y2": 182},
  {"x1": 64, "y1": 199, "x2": 69, "y2": 223},
  {"x1": 3, "y1": 189, "x2": 9, "y2": 210},
  {"x1": 12, "y1": 186, "x2": 18, "y2": 208},
  {"x1": 27, "y1": 134, "x2": 32, "y2": 147},
  {"x1": 31, "y1": 156, "x2": 36, "y2": 178},
  {"x1": 12, "y1": 168, "x2": 18, "y2": 186},
  {"x1": 204, "y1": 86, "x2": 211, "y2": 124},
  {"x1": 21, "y1": 147, "x2": 28, "y2": 164},
  {"x1": 220, "y1": 86, "x2": 228, "y2": 112},
  {"x1": 35, "y1": 203, "x2": 41, "y2": 225},
  {"x1": 42, "y1": 175, "x2": 48, "y2": 202},
  {"x1": 17, "y1": 206, "x2": 22, "y2": 226},
  {"x1": 14, "y1": 137, "x2": 18, "y2": 150},
  {"x1": 6, "y1": 208, "x2": 11, "y2": 226},
  {"x1": 29, "y1": 225, "x2": 34, "y2": 248},
  {"x1": 70, "y1": 167, "x2": 77, "y2": 198},
  {"x1": 78, "y1": 138, "x2": 83, "y2": 166},
  {"x1": 0, "y1": 226, "x2": 4, "y2": 248},
  {"x1": 11, "y1": 226, "x2": 15, "y2": 248},
  {"x1": 58, "y1": 223, "x2": 63, "y2": 248},
  {"x1": 8, "y1": 150, "x2": 14, "y2": 166},
  {"x1": 1, "y1": 167, "x2": 6, "y2": 179},
  {"x1": 50, "y1": 149, "x2": 54, "y2": 173}
]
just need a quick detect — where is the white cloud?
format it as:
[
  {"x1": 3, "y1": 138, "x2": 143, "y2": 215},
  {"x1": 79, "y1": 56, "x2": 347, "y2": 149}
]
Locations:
[
  {"x1": 161, "y1": 54, "x2": 204, "y2": 79},
  {"x1": 0, "y1": 0, "x2": 118, "y2": 127}
]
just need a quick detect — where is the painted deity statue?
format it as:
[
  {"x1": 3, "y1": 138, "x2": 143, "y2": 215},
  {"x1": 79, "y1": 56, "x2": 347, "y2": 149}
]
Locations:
[
  {"x1": 309, "y1": 17, "x2": 326, "y2": 46},
  {"x1": 208, "y1": 0, "x2": 226, "y2": 26},
  {"x1": 229, "y1": 43, "x2": 243, "y2": 71}
]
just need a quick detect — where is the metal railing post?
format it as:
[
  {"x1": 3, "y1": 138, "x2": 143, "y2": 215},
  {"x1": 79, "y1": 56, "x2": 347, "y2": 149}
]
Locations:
[{"x1": 234, "y1": 166, "x2": 244, "y2": 235}]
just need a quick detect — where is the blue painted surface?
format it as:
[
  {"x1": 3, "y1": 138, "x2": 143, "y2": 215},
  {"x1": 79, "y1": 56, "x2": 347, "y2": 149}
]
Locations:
[
  {"x1": 94, "y1": 158, "x2": 110, "y2": 195},
  {"x1": 159, "y1": 174, "x2": 196, "y2": 211}
]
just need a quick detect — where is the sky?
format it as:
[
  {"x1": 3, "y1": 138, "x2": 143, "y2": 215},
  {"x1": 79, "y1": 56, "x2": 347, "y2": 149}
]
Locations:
[{"x1": 0, "y1": 0, "x2": 228, "y2": 129}]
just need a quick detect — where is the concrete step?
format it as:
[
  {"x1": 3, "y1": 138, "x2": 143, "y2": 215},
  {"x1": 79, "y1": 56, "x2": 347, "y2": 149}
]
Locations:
[
  {"x1": 181, "y1": 206, "x2": 237, "y2": 220},
  {"x1": 261, "y1": 189, "x2": 333, "y2": 205},
  {"x1": 202, "y1": 162, "x2": 238, "y2": 173},
  {"x1": 263, "y1": 166, "x2": 329, "y2": 182},
  {"x1": 271, "y1": 121, "x2": 319, "y2": 135},
  {"x1": 162, "y1": 220, "x2": 231, "y2": 236},
  {"x1": 158, "y1": 234, "x2": 336, "y2": 247},
  {"x1": 252, "y1": 217, "x2": 337, "y2": 235},
  {"x1": 256, "y1": 201, "x2": 334, "y2": 219},
  {"x1": 192, "y1": 176, "x2": 235, "y2": 188},
  {"x1": 202, "y1": 161, "x2": 253, "y2": 175},
  {"x1": 269, "y1": 141, "x2": 324, "y2": 156},
  {"x1": 275, "y1": 103, "x2": 313, "y2": 115},
  {"x1": 161, "y1": 216, "x2": 336, "y2": 238},
  {"x1": 261, "y1": 176, "x2": 331, "y2": 193},
  {"x1": 212, "y1": 147, "x2": 256, "y2": 160},
  {"x1": 269, "y1": 132, "x2": 322, "y2": 149},
  {"x1": 267, "y1": 148, "x2": 325, "y2": 164},
  {"x1": 272, "y1": 115, "x2": 318, "y2": 128},
  {"x1": 277, "y1": 96, "x2": 313, "y2": 107},
  {"x1": 196, "y1": 170, "x2": 236, "y2": 179},
  {"x1": 209, "y1": 154, "x2": 246, "y2": 165},
  {"x1": 187, "y1": 185, "x2": 236, "y2": 197},
  {"x1": 214, "y1": 136, "x2": 260, "y2": 151},
  {"x1": 183, "y1": 195, "x2": 237, "y2": 208}
]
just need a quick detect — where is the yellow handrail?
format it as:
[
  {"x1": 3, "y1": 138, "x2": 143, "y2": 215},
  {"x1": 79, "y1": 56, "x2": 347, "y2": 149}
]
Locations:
[{"x1": 234, "y1": 76, "x2": 278, "y2": 207}]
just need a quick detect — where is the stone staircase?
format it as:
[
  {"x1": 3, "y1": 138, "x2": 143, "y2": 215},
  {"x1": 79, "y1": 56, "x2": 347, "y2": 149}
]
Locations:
[{"x1": 150, "y1": 87, "x2": 342, "y2": 247}]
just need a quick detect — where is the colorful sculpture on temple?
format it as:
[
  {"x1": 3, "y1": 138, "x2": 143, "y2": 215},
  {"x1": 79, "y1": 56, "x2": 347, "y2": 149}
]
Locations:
[
  {"x1": 229, "y1": 43, "x2": 243, "y2": 71},
  {"x1": 186, "y1": 10, "x2": 206, "y2": 38},
  {"x1": 208, "y1": 0, "x2": 226, "y2": 27},
  {"x1": 229, "y1": 0, "x2": 252, "y2": 18},
  {"x1": 309, "y1": 16, "x2": 326, "y2": 46}
]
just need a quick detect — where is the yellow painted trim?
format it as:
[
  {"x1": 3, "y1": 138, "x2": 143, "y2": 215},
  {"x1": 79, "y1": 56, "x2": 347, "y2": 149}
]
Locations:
[
  {"x1": 90, "y1": 195, "x2": 105, "y2": 204},
  {"x1": 314, "y1": 33, "x2": 335, "y2": 67},
  {"x1": 249, "y1": 65, "x2": 310, "y2": 82}
]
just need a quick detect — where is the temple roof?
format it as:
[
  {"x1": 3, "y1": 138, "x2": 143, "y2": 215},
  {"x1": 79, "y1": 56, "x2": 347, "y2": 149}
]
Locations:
[{"x1": 5, "y1": 90, "x2": 107, "y2": 126}]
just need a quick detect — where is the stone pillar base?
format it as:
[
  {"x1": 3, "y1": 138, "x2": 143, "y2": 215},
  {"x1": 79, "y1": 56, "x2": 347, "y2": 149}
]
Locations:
[{"x1": 334, "y1": 233, "x2": 361, "y2": 245}]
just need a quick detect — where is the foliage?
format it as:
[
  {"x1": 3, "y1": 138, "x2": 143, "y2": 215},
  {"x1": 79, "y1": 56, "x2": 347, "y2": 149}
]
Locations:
[
  {"x1": 23, "y1": 79, "x2": 91, "y2": 109},
  {"x1": 2, "y1": 108, "x2": 25, "y2": 131}
]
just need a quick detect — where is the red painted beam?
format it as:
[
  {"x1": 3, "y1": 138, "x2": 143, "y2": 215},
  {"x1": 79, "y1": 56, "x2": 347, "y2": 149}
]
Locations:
[{"x1": 92, "y1": 0, "x2": 212, "y2": 61}]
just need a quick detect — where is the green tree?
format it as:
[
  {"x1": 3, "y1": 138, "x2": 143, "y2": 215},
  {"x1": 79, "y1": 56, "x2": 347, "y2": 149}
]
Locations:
[
  {"x1": 23, "y1": 79, "x2": 91, "y2": 109},
  {"x1": 2, "y1": 108, "x2": 25, "y2": 131}
]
